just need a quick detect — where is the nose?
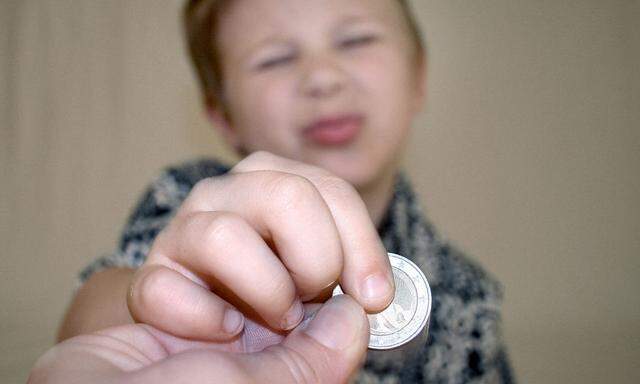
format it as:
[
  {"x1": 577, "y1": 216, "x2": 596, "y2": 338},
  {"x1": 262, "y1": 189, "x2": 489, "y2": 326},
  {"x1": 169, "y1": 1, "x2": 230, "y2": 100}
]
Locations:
[{"x1": 299, "y1": 55, "x2": 347, "y2": 99}]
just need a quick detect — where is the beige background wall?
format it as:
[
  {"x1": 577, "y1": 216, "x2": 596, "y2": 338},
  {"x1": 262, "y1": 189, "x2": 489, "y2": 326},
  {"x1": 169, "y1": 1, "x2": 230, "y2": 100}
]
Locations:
[{"x1": 1, "y1": 1, "x2": 638, "y2": 383}]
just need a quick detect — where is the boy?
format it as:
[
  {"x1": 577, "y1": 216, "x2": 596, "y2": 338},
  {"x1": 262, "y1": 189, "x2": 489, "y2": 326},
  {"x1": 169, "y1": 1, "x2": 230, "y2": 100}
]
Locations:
[{"x1": 37, "y1": 0, "x2": 514, "y2": 382}]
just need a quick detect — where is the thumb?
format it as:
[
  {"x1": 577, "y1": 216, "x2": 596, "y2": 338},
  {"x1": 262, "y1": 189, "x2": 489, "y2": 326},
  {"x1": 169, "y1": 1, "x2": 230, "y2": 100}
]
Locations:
[
  {"x1": 125, "y1": 295, "x2": 369, "y2": 383},
  {"x1": 247, "y1": 295, "x2": 369, "y2": 383}
]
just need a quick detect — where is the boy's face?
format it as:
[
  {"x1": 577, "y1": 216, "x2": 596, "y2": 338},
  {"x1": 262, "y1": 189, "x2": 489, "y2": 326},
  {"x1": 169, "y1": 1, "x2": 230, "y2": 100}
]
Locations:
[{"x1": 214, "y1": 0, "x2": 425, "y2": 189}]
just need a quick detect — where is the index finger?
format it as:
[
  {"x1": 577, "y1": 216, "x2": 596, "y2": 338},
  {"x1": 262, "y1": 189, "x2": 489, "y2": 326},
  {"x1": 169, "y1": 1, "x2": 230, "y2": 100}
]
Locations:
[{"x1": 232, "y1": 152, "x2": 394, "y2": 313}]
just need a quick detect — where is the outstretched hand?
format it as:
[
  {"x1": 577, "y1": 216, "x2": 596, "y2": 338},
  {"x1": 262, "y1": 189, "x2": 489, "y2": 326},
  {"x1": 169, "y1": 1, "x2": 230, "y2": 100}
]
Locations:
[{"x1": 127, "y1": 152, "x2": 394, "y2": 342}]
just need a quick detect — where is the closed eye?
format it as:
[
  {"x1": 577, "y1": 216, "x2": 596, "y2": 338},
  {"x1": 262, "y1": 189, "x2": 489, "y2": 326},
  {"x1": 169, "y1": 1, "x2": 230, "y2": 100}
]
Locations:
[
  {"x1": 338, "y1": 35, "x2": 378, "y2": 49},
  {"x1": 256, "y1": 54, "x2": 295, "y2": 71}
]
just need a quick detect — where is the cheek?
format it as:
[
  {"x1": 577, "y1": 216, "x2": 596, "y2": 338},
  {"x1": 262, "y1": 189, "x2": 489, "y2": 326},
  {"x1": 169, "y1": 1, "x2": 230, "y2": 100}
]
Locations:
[
  {"x1": 352, "y1": 50, "x2": 417, "y2": 134},
  {"x1": 231, "y1": 75, "x2": 295, "y2": 147},
  {"x1": 246, "y1": 77, "x2": 290, "y2": 124}
]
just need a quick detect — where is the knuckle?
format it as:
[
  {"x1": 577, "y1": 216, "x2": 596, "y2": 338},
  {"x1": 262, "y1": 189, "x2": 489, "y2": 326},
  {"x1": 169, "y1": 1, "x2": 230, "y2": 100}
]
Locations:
[
  {"x1": 317, "y1": 175, "x2": 358, "y2": 202},
  {"x1": 234, "y1": 150, "x2": 277, "y2": 172},
  {"x1": 200, "y1": 212, "x2": 244, "y2": 249},
  {"x1": 182, "y1": 177, "x2": 218, "y2": 211},
  {"x1": 191, "y1": 177, "x2": 214, "y2": 198},
  {"x1": 248, "y1": 150, "x2": 277, "y2": 163},
  {"x1": 267, "y1": 174, "x2": 317, "y2": 212},
  {"x1": 131, "y1": 266, "x2": 173, "y2": 313}
]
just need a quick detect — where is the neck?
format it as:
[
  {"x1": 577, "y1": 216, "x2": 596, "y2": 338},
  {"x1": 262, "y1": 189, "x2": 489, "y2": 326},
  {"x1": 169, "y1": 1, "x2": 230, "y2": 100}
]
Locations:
[{"x1": 357, "y1": 168, "x2": 398, "y2": 228}]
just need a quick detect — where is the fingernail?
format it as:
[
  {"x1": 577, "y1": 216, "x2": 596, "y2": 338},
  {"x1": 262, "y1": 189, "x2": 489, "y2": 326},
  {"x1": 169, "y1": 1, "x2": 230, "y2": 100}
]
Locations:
[
  {"x1": 303, "y1": 295, "x2": 363, "y2": 350},
  {"x1": 281, "y1": 300, "x2": 304, "y2": 330},
  {"x1": 360, "y1": 273, "x2": 393, "y2": 303},
  {"x1": 223, "y1": 308, "x2": 244, "y2": 334}
]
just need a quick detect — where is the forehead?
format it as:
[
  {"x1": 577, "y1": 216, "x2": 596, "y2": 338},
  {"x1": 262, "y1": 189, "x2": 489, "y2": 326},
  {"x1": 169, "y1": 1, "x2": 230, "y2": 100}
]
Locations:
[{"x1": 215, "y1": 0, "x2": 407, "y2": 54}]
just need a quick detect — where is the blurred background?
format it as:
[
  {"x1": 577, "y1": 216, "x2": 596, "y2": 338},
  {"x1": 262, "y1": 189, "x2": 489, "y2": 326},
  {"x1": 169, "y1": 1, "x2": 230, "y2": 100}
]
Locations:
[{"x1": 1, "y1": 0, "x2": 638, "y2": 382}]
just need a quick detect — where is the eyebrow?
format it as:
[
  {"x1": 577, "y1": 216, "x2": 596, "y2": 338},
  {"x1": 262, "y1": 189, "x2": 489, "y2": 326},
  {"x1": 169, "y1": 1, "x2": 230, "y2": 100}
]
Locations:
[
  {"x1": 333, "y1": 12, "x2": 385, "y2": 29},
  {"x1": 249, "y1": 36, "x2": 292, "y2": 51},
  {"x1": 335, "y1": 14, "x2": 369, "y2": 27}
]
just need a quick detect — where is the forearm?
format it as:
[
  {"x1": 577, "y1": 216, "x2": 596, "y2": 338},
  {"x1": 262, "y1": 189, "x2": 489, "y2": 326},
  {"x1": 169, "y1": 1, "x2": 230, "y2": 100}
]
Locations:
[{"x1": 57, "y1": 267, "x2": 135, "y2": 341}]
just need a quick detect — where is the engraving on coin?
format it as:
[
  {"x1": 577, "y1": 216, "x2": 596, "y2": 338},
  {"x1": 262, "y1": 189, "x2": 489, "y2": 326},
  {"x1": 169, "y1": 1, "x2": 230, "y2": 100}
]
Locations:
[{"x1": 333, "y1": 253, "x2": 431, "y2": 350}]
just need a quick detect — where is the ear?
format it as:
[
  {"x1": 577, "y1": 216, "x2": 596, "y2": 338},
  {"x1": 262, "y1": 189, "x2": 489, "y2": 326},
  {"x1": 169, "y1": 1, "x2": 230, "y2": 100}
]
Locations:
[{"x1": 206, "y1": 105, "x2": 240, "y2": 148}]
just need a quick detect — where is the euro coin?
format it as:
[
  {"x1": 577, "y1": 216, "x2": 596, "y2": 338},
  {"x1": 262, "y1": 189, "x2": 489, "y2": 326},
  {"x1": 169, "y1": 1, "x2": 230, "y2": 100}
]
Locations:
[{"x1": 333, "y1": 253, "x2": 431, "y2": 350}]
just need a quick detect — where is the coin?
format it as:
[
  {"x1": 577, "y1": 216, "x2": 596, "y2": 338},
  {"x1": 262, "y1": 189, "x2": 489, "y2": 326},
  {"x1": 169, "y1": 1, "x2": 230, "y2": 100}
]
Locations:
[{"x1": 333, "y1": 253, "x2": 431, "y2": 350}]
